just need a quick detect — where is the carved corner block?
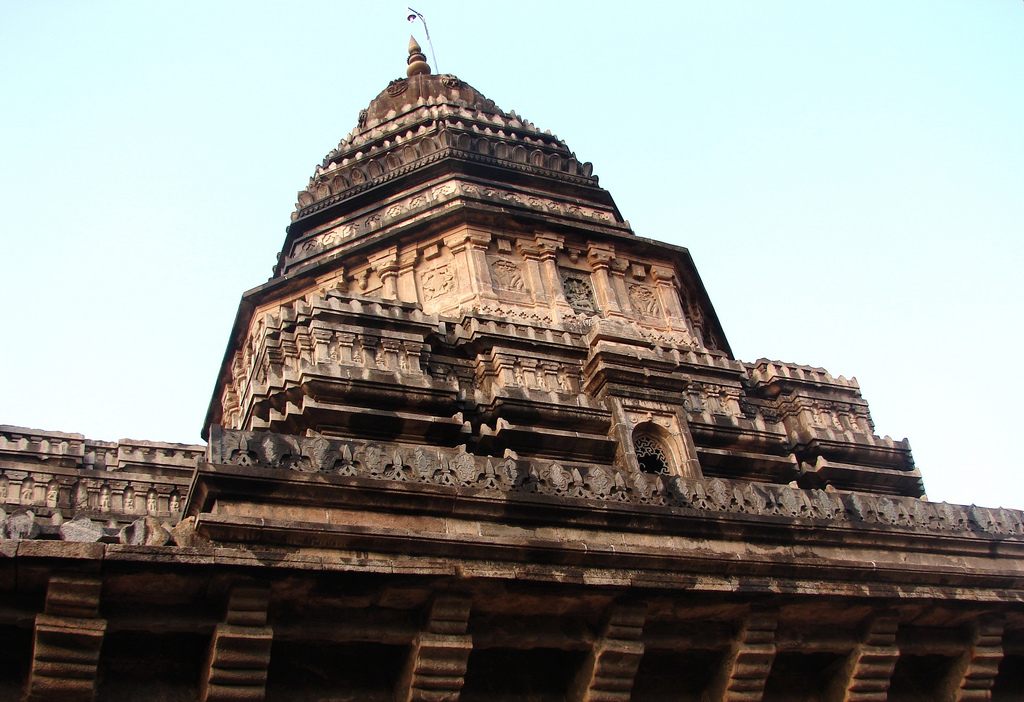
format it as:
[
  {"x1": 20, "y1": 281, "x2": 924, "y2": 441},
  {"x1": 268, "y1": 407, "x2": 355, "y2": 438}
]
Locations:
[
  {"x1": 936, "y1": 617, "x2": 1004, "y2": 702},
  {"x1": 200, "y1": 624, "x2": 274, "y2": 702},
  {"x1": 396, "y1": 632, "x2": 473, "y2": 702}
]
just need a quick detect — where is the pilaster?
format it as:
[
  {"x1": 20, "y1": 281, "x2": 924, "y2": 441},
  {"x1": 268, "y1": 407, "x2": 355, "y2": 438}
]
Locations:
[
  {"x1": 587, "y1": 243, "x2": 624, "y2": 318},
  {"x1": 368, "y1": 247, "x2": 401, "y2": 300},
  {"x1": 397, "y1": 247, "x2": 420, "y2": 303},
  {"x1": 444, "y1": 227, "x2": 496, "y2": 302},
  {"x1": 27, "y1": 575, "x2": 106, "y2": 702},
  {"x1": 649, "y1": 264, "x2": 691, "y2": 337}
]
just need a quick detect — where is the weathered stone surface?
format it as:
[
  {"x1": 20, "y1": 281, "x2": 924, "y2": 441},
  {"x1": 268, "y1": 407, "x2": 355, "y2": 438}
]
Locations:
[
  {"x1": 170, "y1": 515, "x2": 209, "y2": 547},
  {"x1": 4, "y1": 510, "x2": 40, "y2": 540},
  {"x1": 118, "y1": 516, "x2": 171, "y2": 546},
  {"x1": 59, "y1": 516, "x2": 104, "y2": 543}
]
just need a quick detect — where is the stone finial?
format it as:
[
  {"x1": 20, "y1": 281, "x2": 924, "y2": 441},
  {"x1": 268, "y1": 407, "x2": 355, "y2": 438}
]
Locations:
[{"x1": 407, "y1": 36, "x2": 431, "y2": 77}]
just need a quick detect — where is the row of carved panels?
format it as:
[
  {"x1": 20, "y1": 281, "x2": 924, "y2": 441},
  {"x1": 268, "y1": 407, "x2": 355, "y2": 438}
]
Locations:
[
  {"x1": 0, "y1": 473, "x2": 183, "y2": 517},
  {"x1": 210, "y1": 429, "x2": 1023, "y2": 538},
  {"x1": 0, "y1": 436, "x2": 202, "y2": 468},
  {"x1": 291, "y1": 178, "x2": 616, "y2": 266}
]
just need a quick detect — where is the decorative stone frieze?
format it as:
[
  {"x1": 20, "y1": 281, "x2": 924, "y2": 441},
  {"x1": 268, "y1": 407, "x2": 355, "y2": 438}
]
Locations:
[{"x1": 204, "y1": 427, "x2": 1024, "y2": 539}]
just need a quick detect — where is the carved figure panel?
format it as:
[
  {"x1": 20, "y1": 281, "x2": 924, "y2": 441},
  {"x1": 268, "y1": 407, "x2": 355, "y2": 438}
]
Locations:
[{"x1": 562, "y1": 274, "x2": 596, "y2": 311}]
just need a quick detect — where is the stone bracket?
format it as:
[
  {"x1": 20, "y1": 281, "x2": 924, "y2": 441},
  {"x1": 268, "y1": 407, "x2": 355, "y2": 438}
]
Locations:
[
  {"x1": 568, "y1": 602, "x2": 647, "y2": 702},
  {"x1": 825, "y1": 613, "x2": 900, "y2": 702},
  {"x1": 27, "y1": 575, "x2": 106, "y2": 702},
  {"x1": 937, "y1": 616, "x2": 1005, "y2": 702},
  {"x1": 705, "y1": 610, "x2": 778, "y2": 702},
  {"x1": 396, "y1": 593, "x2": 473, "y2": 702},
  {"x1": 200, "y1": 583, "x2": 273, "y2": 702}
]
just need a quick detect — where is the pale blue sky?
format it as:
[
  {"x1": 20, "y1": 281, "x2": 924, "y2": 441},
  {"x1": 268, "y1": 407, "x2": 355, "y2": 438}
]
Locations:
[{"x1": 1, "y1": 2, "x2": 1022, "y2": 508}]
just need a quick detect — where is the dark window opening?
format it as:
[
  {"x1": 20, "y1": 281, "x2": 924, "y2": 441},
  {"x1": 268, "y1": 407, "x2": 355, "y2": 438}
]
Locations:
[{"x1": 635, "y1": 435, "x2": 671, "y2": 474}]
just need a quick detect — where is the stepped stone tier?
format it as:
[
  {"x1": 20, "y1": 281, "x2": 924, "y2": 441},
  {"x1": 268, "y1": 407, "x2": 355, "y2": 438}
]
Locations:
[{"x1": 2, "y1": 42, "x2": 1023, "y2": 701}]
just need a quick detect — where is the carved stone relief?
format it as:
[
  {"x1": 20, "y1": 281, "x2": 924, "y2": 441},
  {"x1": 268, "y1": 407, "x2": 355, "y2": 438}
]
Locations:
[
  {"x1": 207, "y1": 428, "x2": 1024, "y2": 539},
  {"x1": 562, "y1": 274, "x2": 596, "y2": 311},
  {"x1": 628, "y1": 284, "x2": 662, "y2": 317},
  {"x1": 490, "y1": 259, "x2": 525, "y2": 292},
  {"x1": 420, "y1": 266, "x2": 456, "y2": 300}
]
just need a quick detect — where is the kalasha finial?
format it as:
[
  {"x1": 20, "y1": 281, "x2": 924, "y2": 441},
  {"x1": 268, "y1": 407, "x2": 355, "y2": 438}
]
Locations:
[{"x1": 406, "y1": 36, "x2": 431, "y2": 77}]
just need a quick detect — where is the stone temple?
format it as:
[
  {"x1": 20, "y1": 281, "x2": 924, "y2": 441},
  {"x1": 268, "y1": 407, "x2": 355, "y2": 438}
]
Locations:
[{"x1": 2, "y1": 40, "x2": 1023, "y2": 701}]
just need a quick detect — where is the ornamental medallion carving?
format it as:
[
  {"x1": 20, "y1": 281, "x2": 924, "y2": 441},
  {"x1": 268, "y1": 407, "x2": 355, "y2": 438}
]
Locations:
[{"x1": 490, "y1": 259, "x2": 525, "y2": 292}]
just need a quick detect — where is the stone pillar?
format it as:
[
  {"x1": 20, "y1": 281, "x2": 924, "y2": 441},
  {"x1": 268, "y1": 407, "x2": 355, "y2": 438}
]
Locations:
[
  {"x1": 396, "y1": 593, "x2": 473, "y2": 702},
  {"x1": 705, "y1": 610, "x2": 778, "y2": 702},
  {"x1": 397, "y1": 247, "x2": 420, "y2": 303},
  {"x1": 824, "y1": 614, "x2": 900, "y2": 702},
  {"x1": 936, "y1": 617, "x2": 1004, "y2": 702},
  {"x1": 311, "y1": 327, "x2": 333, "y2": 364},
  {"x1": 587, "y1": 243, "x2": 624, "y2": 318},
  {"x1": 200, "y1": 583, "x2": 273, "y2": 702},
  {"x1": 528, "y1": 233, "x2": 572, "y2": 320},
  {"x1": 27, "y1": 575, "x2": 106, "y2": 702},
  {"x1": 568, "y1": 603, "x2": 647, "y2": 702},
  {"x1": 649, "y1": 265, "x2": 691, "y2": 337},
  {"x1": 368, "y1": 247, "x2": 400, "y2": 300},
  {"x1": 608, "y1": 258, "x2": 632, "y2": 318},
  {"x1": 444, "y1": 226, "x2": 496, "y2": 302}
]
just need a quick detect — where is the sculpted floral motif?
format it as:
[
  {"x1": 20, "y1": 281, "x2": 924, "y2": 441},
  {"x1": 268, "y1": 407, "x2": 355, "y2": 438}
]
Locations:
[
  {"x1": 207, "y1": 428, "x2": 1024, "y2": 541},
  {"x1": 432, "y1": 183, "x2": 457, "y2": 199},
  {"x1": 361, "y1": 443, "x2": 390, "y2": 476},
  {"x1": 449, "y1": 452, "x2": 479, "y2": 484},
  {"x1": 628, "y1": 285, "x2": 661, "y2": 317},
  {"x1": 586, "y1": 466, "x2": 614, "y2": 498},
  {"x1": 491, "y1": 259, "x2": 525, "y2": 292}
]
